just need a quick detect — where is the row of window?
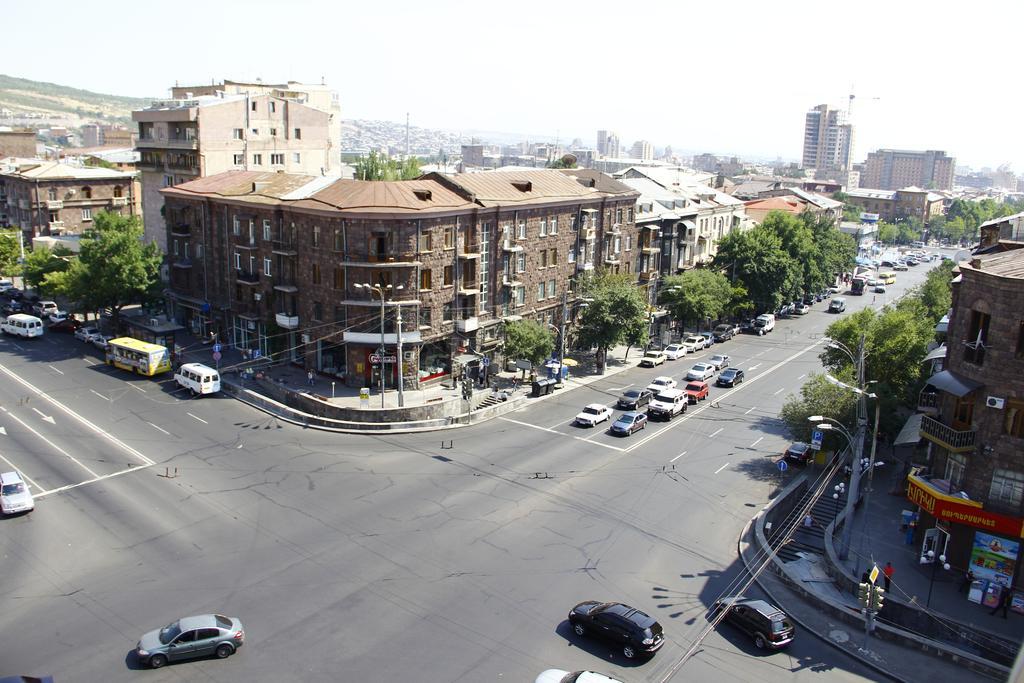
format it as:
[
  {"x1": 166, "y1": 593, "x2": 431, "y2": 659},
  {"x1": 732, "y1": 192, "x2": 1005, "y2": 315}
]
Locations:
[
  {"x1": 232, "y1": 153, "x2": 299, "y2": 167},
  {"x1": 46, "y1": 186, "x2": 124, "y2": 200},
  {"x1": 946, "y1": 455, "x2": 1024, "y2": 507},
  {"x1": 963, "y1": 311, "x2": 1024, "y2": 365},
  {"x1": 232, "y1": 127, "x2": 302, "y2": 140}
]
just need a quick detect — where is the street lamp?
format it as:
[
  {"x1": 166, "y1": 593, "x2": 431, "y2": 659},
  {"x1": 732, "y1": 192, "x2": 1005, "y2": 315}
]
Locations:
[
  {"x1": 920, "y1": 549, "x2": 950, "y2": 608},
  {"x1": 354, "y1": 282, "x2": 405, "y2": 408}
]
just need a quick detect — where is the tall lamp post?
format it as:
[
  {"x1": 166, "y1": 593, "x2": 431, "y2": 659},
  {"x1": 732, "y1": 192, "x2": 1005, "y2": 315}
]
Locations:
[
  {"x1": 921, "y1": 549, "x2": 950, "y2": 608},
  {"x1": 355, "y1": 282, "x2": 405, "y2": 408}
]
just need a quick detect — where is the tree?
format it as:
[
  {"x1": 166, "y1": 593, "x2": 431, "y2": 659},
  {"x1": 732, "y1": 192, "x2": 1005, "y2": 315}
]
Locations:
[
  {"x1": 575, "y1": 270, "x2": 649, "y2": 373},
  {"x1": 0, "y1": 230, "x2": 22, "y2": 277},
  {"x1": 353, "y1": 151, "x2": 422, "y2": 181},
  {"x1": 48, "y1": 212, "x2": 162, "y2": 329},
  {"x1": 547, "y1": 154, "x2": 577, "y2": 169},
  {"x1": 780, "y1": 373, "x2": 857, "y2": 445},
  {"x1": 503, "y1": 319, "x2": 554, "y2": 367},
  {"x1": 896, "y1": 220, "x2": 921, "y2": 245},
  {"x1": 712, "y1": 223, "x2": 800, "y2": 313},
  {"x1": 876, "y1": 221, "x2": 898, "y2": 244},
  {"x1": 22, "y1": 244, "x2": 71, "y2": 294},
  {"x1": 658, "y1": 269, "x2": 733, "y2": 331},
  {"x1": 907, "y1": 259, "x2": 957, "y2": 321}
]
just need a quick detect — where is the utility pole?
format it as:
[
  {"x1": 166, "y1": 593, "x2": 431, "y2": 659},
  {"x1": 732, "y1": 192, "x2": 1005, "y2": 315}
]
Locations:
[
  {"x1": 839, "y1": 333, "x2": 868, "y2": 560},
  {"x1": 379, "y1": 291, "x2": 386, "y2": 409},
  {"x1": 556, "y1": 287, "x2": 568, "y2": 386},
  {"x1": 395, "y1": 303, "x2": 404, "y2": 407}
]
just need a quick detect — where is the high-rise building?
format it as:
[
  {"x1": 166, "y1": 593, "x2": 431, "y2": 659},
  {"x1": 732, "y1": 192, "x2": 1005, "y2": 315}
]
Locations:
[
  {"x1": 860, "y1": 149, "x2": 955, "y2": 191},
  {"x1": 802, "y1": 104, "x2": 854, "y2": 174},
  {"x1": 630, "y1": 140, "x2": 653, "y2": 161},
  {"x1": 597, "y1": 130, "x2": 620, "y2": 158}
]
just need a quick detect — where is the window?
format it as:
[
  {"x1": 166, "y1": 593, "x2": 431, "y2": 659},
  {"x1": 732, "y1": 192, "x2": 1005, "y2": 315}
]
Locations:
[
  {"x1": 964, "y1": 309, "x2": 990, "y2": 365},
  {"x1": 233, "y1": 216, "x2": 241, "y2": 235},
  {"x1": 418, "y1": 307, "x2": 431, "y2": 328},
  {"x1": 516, "y1": 252, "x2": 526, "y2": 273},
  {"x1": 294, "y1": 128, "x2": 301, "y2": 140},
  {"x1": 443, "y1": 226, "x2": 454, "y2": 248},
  {"x1": 233, "y1": 128, "x2": 244, "y2": 140},
  {"x1": 616, "y1": 207, "x2": 623, "y2": 224},
  {"x1": 1007, "y1": 400, "x2": 1024, "y2": 438},
  {"x1": 443, "y1": 302, "x2": 453, "y2": 321},
  {"x1": 251, "y1": 101, "x2": 257, "y2": 112},
  {"x1": 172, "y1": 240, "x2": 178, "y2": 257},
  {"x1": 313, "y1": 301, "x2": 323, "y2": 321},
  {"x1": 270, "y1": 128, "x2": 277, "y2": 137},
  {"x1": 547, "y1": 279, "x2": 555, "y2": 298},
  {"x1": 517, "y1": 220, "x2": 526, "y2": 239},
  {"x1": 420, "y1": 270, "x2": 432, "y2": 290},
  {"x1": 81, "y1": 208, "x2": 92, "y2": 221},
  {"x1": 443, "y1": 265, "x2": 453, "y2": 286},
  {"x1": 81, "y1": 187, "x2": 92, "y2": 199},
  {"x1": 293, "y1": 153, "x2": 301, "y2": 164},
  {"x1": 990, "y1": 469, "x2": 1024, "y2": 507},
  {"x1": 313, "y1": 226, "x2": 320, "y2": 247},
  {"x1": 628, "y1": 207, "x2": 634, "y2": 223},
  {"x1": 47, "y1": 187, "x2": 57, "y2": 200},
  {"x1": 334, "y1": 306, "x2": 345, "y2": 323},
  {"x1": 263, "y1": 258, "x2": 272, "y2": 276},
  {"x1": 233, "y1": 252, "x2": 241, "y2": 270},
  {"x1": 333, "y1": 267, "x2": 343, "y2": 289},
  {"x1": 945, "y1": 453, "x2": 966, "y2": 489},
  {"x1": 550, "y1": 248, "x2": 557, "y2": 265},
  {"x1": 196, "y1": 244, "x2": 203, "y2": 259},
  {"x1": 233, "y1": 153, "x2": 244, "y2": 165},
  {"x1": 312, "y1": 263, "x2": 321, "y2": 284},
  {"x1": 625, "y1": 235, "x2": 632, "y2": 250},
  {"x1": 515, "y1": 287, "x2": 525, "y2": 306},
  {"x1": 263, "y1": 219, "x2": 271, "y2": 241},
  {"x1": 550, "y1": 216, "x2": 557, "y2": 234},
  {"x1": 333, "y1": 229, "x2": 343, "y2": 252},
  {"x1": 568, "y1": 247, "x2": 576, "y2": 263},
  {"x1": 253, "y1": 154, "x2": 262, "y2": 165},
  {"x1": 418, "y1": 230, "x2": 433, "y2": 253},
  {"x1": 162, "y1": 175, "x2": 173, "y2": 188},
  {"x1": 614, "y1": 235, "x2": 621, "y2": 253},
  {"x1": 271, "y1": 153, "x2": 284, "y2": 165},
  {"x1": 537, "y1": 283, "x2": 545, "y2": 301},
  {"x1": 539, "y1": 218, "x2": 547, "y2": 236},
  {"x1": 540, "y1": 250, "x2": 547, "y2": 268}
]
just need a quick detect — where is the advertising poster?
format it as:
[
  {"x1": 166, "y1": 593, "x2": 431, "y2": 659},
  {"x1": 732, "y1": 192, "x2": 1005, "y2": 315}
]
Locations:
[{"x1": 969, "y1": 532, "x2": 1020, "y2": 586}]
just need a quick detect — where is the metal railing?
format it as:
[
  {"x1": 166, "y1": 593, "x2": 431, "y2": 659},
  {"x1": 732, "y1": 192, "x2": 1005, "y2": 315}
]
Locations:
[{"x1": 920, "y1": 414, "x2": 976, "y2": 452}]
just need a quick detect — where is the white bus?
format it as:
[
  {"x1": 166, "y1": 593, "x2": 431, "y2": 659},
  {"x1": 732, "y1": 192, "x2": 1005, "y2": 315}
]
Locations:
[{"x1": 1, "y1": 314, "x2": 44, "y2": 338}]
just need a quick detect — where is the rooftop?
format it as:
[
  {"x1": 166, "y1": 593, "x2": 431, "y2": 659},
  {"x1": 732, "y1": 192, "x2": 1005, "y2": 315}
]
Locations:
[
  {"x1": 0, "y1": 159, "x2": 134, "y2": 180},
  {"x1": 961, "y1": 248, "x2": 1024, "y2": 279}
]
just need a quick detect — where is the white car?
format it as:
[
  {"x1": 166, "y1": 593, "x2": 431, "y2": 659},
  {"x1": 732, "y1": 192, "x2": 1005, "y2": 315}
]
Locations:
[
  {"x1": 574, "y1": 403, "x2": 613, "y2": 427},
  {"x1": 866, "y1": 278, "x2": 880, "y2": 287},
  {"x1": 828, "y1": 285, "x2": 841, "y2": 294},
  {"x1": 639, "y1": 350, "x2": 666, "y2": 367},
  {"x1": 535, "y1": 670, "x2": 624, "y2": 683},
  {"x1": 646, "y1": 376, "x2": 677, "y2": 393},
  {"x1": 92, "y1": 333, "x2": 112, "y2": 350},
  {"x1": 708, "y1": 354, "x2": 730, "y2": 370},
  {"x1": 75, "y1": 326, "x2": 101, "y2": 342},
  {"x1": 663, "y1": 343, "x2": 687, "y2": 360},
  {"x1": 682, "y1": 335, "x2": 706, "y2": 353},
  {"x1": 793, "y1": 302, "x2": 810, "y2": 315},
  {"x1": 48, "y1": 310, "x2": 69, "y2": 324},
  {"x1": 686, "y1": 363, "x2": 716, "y2": 381},
  {"x1": 0, "y1": 280, "x2": 14, "y2": 292},
  {"x1": 0, "y1": 471, "x2": 34, "y2": 514}
]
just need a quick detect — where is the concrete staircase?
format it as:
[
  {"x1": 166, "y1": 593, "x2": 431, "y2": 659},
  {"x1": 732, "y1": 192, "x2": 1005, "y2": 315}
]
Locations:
[{"x1": 771, "y1": 474, "x2": 845, "y2": 564}]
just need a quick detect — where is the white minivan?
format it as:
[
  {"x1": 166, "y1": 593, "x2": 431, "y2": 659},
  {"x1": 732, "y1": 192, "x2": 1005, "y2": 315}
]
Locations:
[
  {"x1": 174, "y1": 362, "x2": 221, "y2": 395},
  {"x1": 2, "y1": 313, "x2": 44, "y2": 338}
]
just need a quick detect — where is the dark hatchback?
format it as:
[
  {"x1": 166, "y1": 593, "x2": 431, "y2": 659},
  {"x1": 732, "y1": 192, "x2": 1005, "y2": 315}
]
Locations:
[
  {"x1": 712, "y1": 597, "x2": 795, "y2": 650},
  {"x1": 716, "y1": 368, "x2": 745, "y2": 387},
  {"x1": 617, "y1": 388, "x2": 653, "y2": 411},
  {"x1": 568, "y1": 601, "x2": 665, "y2": 659}
]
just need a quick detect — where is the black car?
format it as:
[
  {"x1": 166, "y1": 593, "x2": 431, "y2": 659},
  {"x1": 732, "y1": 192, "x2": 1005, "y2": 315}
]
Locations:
[
  {"x1": 568, "y1": 601, "x2": 665, "y2": 659},
  {"x1": 712, "y1": 324, "x2": 734, "y2": 342},
  {"x1": 617, "y1": 388, "x2": 653, "y2": 411},
  {"x1": 712, "y1": 597, "x2": 795, "y2": 650},
  {"x1": 740, "y1": 318, "x2": 757, "y2": 334},
  {"x1": 2, "y1": 301, "x2": 22, "y2": 315},
  {"x1": 716, "y1": 368, "x2": 745, "y2": 387}
]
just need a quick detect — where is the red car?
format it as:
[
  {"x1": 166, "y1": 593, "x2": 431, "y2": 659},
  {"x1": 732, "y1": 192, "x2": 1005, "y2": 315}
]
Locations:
[
  {"x1": 48, "y1": 317, "x2": 81, "y2": 333},
  {"x1": 684, "y1": 381, "x2": 709, "y2": 404}
]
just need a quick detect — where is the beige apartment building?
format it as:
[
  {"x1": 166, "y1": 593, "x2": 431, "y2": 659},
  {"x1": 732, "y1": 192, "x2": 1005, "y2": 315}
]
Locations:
[
  {"x1": 861, "y1": 149, "x2": 955, "y2": 191},
  {"x1": 134, "y1": 89, "x2": 335, "y2": 251}
]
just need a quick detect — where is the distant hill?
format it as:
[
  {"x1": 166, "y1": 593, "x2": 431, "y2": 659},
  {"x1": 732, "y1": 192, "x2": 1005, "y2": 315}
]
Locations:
[{"x1": 0, "y1": 74, "x2": 154, "y2": 124}]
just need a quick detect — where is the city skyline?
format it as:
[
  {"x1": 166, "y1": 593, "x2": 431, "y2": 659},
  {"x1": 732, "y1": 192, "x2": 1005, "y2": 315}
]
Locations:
[{"x1": 3, "y1": 0, "x2": 1022, "y2": 171}]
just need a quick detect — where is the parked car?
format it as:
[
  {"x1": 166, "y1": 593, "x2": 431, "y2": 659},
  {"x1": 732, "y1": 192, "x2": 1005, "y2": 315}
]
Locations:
[
  {"x1": 716, "y1": 368, "x2": 745, "y2": 387},
  {"x1": 0, "y1": 471, "x2": 35, "y2": 515},
  {"x1": 712, "y1": 324, "x2": 734, "y2": 342},
  {"x1": 712, "y1": 597, "x2": 795, "y2": 650},
  {"x1": 48, "y1": 310, "x2": 69, "y2": 324},
  {"x1": 568, "y1": 601, "x2": 664, "y2": 659},
  {"x1": 646, "y1": 376, "x2": 677, "y2": 393},
  {"x1": 740, "y1": 318, "x2": 758, "y2": 334},
  {"x1": 874, "y1": 284, "x2": 887, "y2": 294},
  {"x1": 75, "y1": 326, "x2": 101, "y2": 342},
  {"x1": 33, "y1": 300, "x2": 59, "y2": 317},
  {"x1": 893, "y1": 263, "x2": 909, "y2": 271},
  {"x1": 698, "y1": 331, "x2": 715, "y2": 347},
  {"x1": 682, "y1": 335, "x2": 706, "y2": 353},
  {"x1": 535, "y1": 670, "x2": 624, "y2": 683},
  {"x1": 2, "y1": 301, "x2": 22, "y2": 315},
  {"x1": 686, "y1": 363, "x2": 715, "y2": 382},
  {"x1": 136, "y1": 614, "x2": 245, "y2": 669},
  {"x1": 683, "y1": 381, "x2": 709, "y2": 403},
  {"x1": 574, "y1": 403, "x2": 613, "y2": 427},
  {"x1": 662, "y1": 343, "x2": 687, "y2": 360},
  {"x1": 776, "y1": 302, "x2": 794, "y2": 318},
  {"x1": 639, "y1": 350, "x2": 666, "y2": 367},
  {"x1": 48, "y1": 317, "x2": 80, "y2": 333},
  {"x1": 610, "y1": 412, "x2": 647, "y2": 436},
  {"x1": 784, "y1": 442, "x2": 812, "y2": 464},
  {"x1": 0, "y1": 279, "x2": 14, "y2": 292},
  {"x1": 753, "y1": 314, "x2": 775, "y2": 335},
  {"x1": 708, "y1": 353, "x2": 730, "y2": 370},
  {"x1": 91, "y1": 333, "x2": 113, "y2": 350},
  {"x1": 617, "y1": 389, "x2": 653, "y2": 411},
  {"x1": 793, "y1": 302, "x2": 810, "y2": 315},
  {"x1": 828, "y1": 297, "x2": 847, "y2": 313}
]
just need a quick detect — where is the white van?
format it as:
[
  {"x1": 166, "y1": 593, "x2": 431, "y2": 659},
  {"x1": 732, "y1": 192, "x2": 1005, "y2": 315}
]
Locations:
[
  {"x1": 647, "y1": 388, "x2": 687, "y2": 420},
  {"x1": 174, "y1": 362, "x2": 221, "y2": 395},
  {"x1": 2, "y1": 313, "x2": 44, "y2": 338},
  {"x1": 0, "y1": 471, "x2": 34, "y2": 514},
  {"x1": 753, "y1": 313, "x2": 776, "y2": 335}
]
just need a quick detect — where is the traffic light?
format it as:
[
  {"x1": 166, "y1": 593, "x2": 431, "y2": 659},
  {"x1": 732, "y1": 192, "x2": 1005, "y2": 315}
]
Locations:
[
  {"x1": 462, "y1": 379, "x2": 473, "y2": 400},
  {"x1": 869, "y1": 585, "x2": 885, "y2": 611},
  {"x1": 857, "y1": 582, "x2": 871, "y2": 608}
]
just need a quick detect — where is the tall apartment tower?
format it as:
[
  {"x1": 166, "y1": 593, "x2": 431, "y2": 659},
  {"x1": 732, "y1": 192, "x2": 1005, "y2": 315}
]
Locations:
[
  {"x1": 630, "y1": 140, "x2": 653, "y2": 161},
  {"x1": 597, "y1": 130, "x2": 620, "y2": 158},
  {"x1": 860, "y1": 149, "x2": 956, "y2": 191},
  {"x1": 802, "y1": 104, "x2": 854, "y2": 174},
  {"x1": 133, "y1": 81, "x2": 338, "y2": 251}
]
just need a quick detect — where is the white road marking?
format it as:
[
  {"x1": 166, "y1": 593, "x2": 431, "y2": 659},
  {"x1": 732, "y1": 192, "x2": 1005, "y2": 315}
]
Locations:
[
  {"x1": 607, "y1": 384, "x2": 632, "y2": 391},
  {"x1": 48, "y1": 364, "x2": 64, "y2": 375},
  {"x1": 754, "y1": 350, "x2": 766, "y2": 357},
  {"x1": 497, "y1": 416, "x2": 626, "y2": 452},
  {"x1": 147, "y1": 421, "x2": 170, "y2": 435},
  {"x1": 747, "y1": 364, "x2": 761, "y2": 371},
  {"x1": 0, "y1": 451, "x2": 44, "y2": 490},
  {"x1": 34, "y1": 463, "x2": 155, "y2": 499},
  {"x1": 750, "y1": 436, "x2": 764, "y2": 448},
  {"x1": 714, "y1": 462, "x2": 730, "y2": 474},
  {"x1": 31, "y1": 407, "x2": 56, "y2": 424},
  {"x1": 709, "y1": 427, "x2": 723, "y2": 438},
  {"x1": 4, "y1": 410, "x2": 98, "y2": 477},
  {"x1": 773, "y1": 387, "x2": 785, "y2": 395},
  {"x1": 89, "y1": 389, "x2": 110, "y2": 401},
  {"x1": 82, "y1": 358, "x2": 96, "y2": 365},
  {"x1": 744, "y1": 406, "x2": 757, "y2": 415},
  {"x1": 237, "y1": 443, "x2": 244, "y2": 449},
  {"x1": 187, "y1": 412, "x2": 208, "y2": 424},
  {"x1": 129, "y1": 384, "x2": 147, "y2": 393},
  {"x1": 0, "y1": 426, "x2": 4, "y2": 436},
  {"x1": 670, "y1": 450, "x2": 687, "y2": 463},
  {"x1": 798, "y1": 373, "x2": 806, "y2": 380}
]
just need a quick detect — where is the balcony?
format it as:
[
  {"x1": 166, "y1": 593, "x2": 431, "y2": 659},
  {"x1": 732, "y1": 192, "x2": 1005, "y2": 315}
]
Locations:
[
  {"x1": 136, "y1": 137, "x2": 198, "y2": 150},
  {"x1": 275, "y1": 312, "x2": 299, "y2": 329},
  {"x1": 273, "y1": 279, "x2": 298, "y2": 293},
  {"x1": 111, "y1": 197, "x2": 128, "y2": 207},
  {"x1": 458, "y1": 249, "x2": 481, "y2": 259},
  {"x1": 604, "y1": 254, "x2": 621, "y2": 265},
  {"x1": 235, "y1": 238, "x2": 258, "y2": 250},
  {"x1": 236, "y1": 270, "x2": 260, "y2": 285},
  {"x1": 272, "y1": 240, "x2": 297, "y2": 256},
  {"x1": 456, "y1": 317, "x2": 479, "y2": 333},
  {"x1": 49, "y1": 221, "x2": 65, "y2": 232},
  {"x1": 501, "y1": 240, "x2": 523, "y2": 252},
  {"x1": 170, "y1": 222, "x2": 191, "y2": 236},
  {"x1": 172, "y1": 258, "x2": 193, "y2": 269},
  {"x1": 918, "y1": 389, "x2": 940, "y2": 414},
  {"x1": 920, "y1": 414, "x2": 976, "y2": 453},
  {"x1": 638, "y1": 270, "x2": 658, "y2": 282},
  {"x1": 47, "y1": 200, "x2": 63, "y2": 210}
]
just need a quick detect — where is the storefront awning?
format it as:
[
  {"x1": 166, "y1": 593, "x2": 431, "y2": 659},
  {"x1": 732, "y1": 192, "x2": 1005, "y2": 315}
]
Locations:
[
  {"x1": 894, "y1": 413, "x2": 923, "y2": 446},
  {"x1": 453, "y1": 353, "x2": 480, "y2": 365},
  {"x1": 925, "y1": 369, "x2": 983, "y2": 397},
  {"x1": 922, "y1": 345, "x2": 947, "y2": 363}
]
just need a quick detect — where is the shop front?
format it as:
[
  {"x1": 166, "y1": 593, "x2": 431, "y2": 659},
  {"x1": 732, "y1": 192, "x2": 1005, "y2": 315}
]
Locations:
[{"x1": 418, "y1": 341, "x2": 451, "y2": 385}]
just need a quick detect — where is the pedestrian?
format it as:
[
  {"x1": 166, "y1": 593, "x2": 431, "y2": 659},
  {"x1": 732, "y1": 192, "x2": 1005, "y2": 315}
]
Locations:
[
  {"x1": 803, "y1": 513, "x2": 814, "y2": 529},
  {"x1": 307, "y1": 369, "x2": 315, "y2": 386},
  {"x1": 990, "y1": 588, "x2": 1014, "y2": 618},
  {"x1": 959, "y1": 568, "x2": 975, "y2": 593},
  {"x1": 883, "y1": 561, "x2": 895, "y2": 592}
]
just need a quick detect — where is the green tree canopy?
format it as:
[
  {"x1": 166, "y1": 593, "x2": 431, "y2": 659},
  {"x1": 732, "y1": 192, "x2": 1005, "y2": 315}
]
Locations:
[
  {"x1": 658, "y1": 269, "x2": 733, "y2": 331},
  {"x1": 780, "y1": 373, "x2": 857, "y2": 446},
  {"x1": 712, "y1": 223, "x2": 800, "y2": 313},
  {"x1": 876, "y1": 221, "x2": 898, "y2": 244},
  {"x1": 0, "y1": 230, "x2": 22, "y2": 277},
  {"x1": 354, "y1": 151, "x2": 422, "y2": 181},
  {"x1": 22, "y1": 244, "x2": 72, "y2": 294},
  {"x1": 575, "y1": 270, "x2": 649, "y2": 372},
  {"x1": 503, "y1": 319, "x2": 555, "y2": 367},
  {"x1": 906, "y1": 259, "x2": 957, "y2": 321}
]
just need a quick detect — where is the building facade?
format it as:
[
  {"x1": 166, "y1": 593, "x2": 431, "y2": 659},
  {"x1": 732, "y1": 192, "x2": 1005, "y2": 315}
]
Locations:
[
  {"x1": 133, "y1": 90, "x2": 335, "y2": 251},
  {"x1": 802, "y1": 104, "x2": 854, "y2": 174},
  {"x1": 161, "y1": 169, "x2": 639, "y2": 389},
  {"x1": 912, "y1": 246, "x2": 1024, "y2": 589},
  {"x1": 0, "y1": 129, "x2": 37, "y2": 158},
  {"x1": 843, "y1": 187, "x2": 945, "y2": 224},
  {"x1": 861, "y1": 149, "x2": 955, "y2": 191}
]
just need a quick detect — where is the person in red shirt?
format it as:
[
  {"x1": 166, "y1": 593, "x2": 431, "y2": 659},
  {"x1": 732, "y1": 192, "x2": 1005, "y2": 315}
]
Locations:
[{"x1": 883, "y1": 561, "x2": 895, "y2": 591}]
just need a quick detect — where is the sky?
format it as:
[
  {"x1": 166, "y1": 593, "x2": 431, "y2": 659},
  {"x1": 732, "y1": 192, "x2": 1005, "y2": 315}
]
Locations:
[{"x1": 5, "y1": 0, "x2": 1021, "y2": 171}]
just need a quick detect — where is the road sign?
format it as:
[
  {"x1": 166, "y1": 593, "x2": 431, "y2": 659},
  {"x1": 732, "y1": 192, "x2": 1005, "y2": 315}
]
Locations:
[
  {"x1": 213, "y1": 343, "x2": 222, "y2": 353},
  {"x1": 777, "y1": 460, "x2": 788, "y2": 472},
  {"x1": 481, "y1": 357, "x2": 490, "y2": 367},
  {"x1": 810, "y1": 429, "x2": 824, "y2": 451},
  {"x1": 253, "y1": 349, "x2": 261, "y2": 359},
  {"x1": 212, "y1": 351, "x2": 222, "y2": 361},
  {"x1": 369, "y1": 354, "x2": 397, "y2": 364},
  {"x1": 869, "y1": 564, "x2": 880, "y2": 585}
]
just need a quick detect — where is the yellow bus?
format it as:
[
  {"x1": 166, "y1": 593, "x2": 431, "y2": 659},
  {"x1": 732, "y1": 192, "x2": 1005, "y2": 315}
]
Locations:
[
  {"x1": 105, "y1": 337, "x2": 172, "y2": 376},
  {"x1": 879, "y1": 272, "x2": 897, "y2": 285}
]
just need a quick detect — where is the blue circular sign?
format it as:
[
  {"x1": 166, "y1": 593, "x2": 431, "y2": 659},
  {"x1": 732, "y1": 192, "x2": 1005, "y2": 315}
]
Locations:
[{"x1": 777, "y1": 460, "x2": 789, "y2": 472}]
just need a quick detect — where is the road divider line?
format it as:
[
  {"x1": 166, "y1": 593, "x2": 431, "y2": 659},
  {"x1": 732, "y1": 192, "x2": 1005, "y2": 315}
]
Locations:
[
  {"x1": 81, "y1": 358, "x2": 96, "y2": 365},
  {"x1": 147, "y1": 421, "x2": 170, "y2": 435},
  {"x1": 497, "y1": 416, "x2": 626, "y2": 452},
  {"x1": 744, "y1": 406, "x2": 757, "y2": 415},
  {"x1": 748, "y1": 364, "x2": 761, "y2": 371},
  {"x1": 670, "y1": 450, "x2": 687, "y2": 463},
  {"x1": 187, "y1": 412, "x2": 208, "y2": 424},
  {"x1": 4, "y1": 410, "x2": 99, "y2": 477},
  {"x1": 709, "y1": 427, "x2": 723, "y2": 438},
  {"x1": 89, "y1": 389, "x2": 110, "y2": 401},
  {"x1": 48, "y1": 364, "x2": 64, "y2": 375},
  {"x1": 714, "y1": 462, "x2": 730, "y2": 474},
  {"x1": 750, "y1": 436, "x2": 764, "y2": 448},
  {"x1": 129, "y1": 384, "x2": 147, "y2": 393},
  {"x1": 34, "y1": 463, "x2": 156, "y2": 499},
  {"x1": 798, "y1": 373, "x2": 806, "y2": 380},
  {"x1": 773, "y1": 387, "x2": 785, "y2": 395}
]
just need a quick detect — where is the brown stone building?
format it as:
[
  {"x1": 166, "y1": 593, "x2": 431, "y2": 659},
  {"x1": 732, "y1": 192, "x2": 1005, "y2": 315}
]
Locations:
[
  {"x1": 861, "y1": 149, "x2": 955, "y2": 191},
  {"x1": 0, "y1": 160, "x2": 138, "y2": 239},
  {"x1": 911, "y1": 246, "x2": 1024, "y2": 587},
  {"x1": 844, "y1": 187, "x2": 944, "y2": 224},
  {"x1": 161, "y1": 169, "x2": 639, "y2": 389},
  {"x1": 0, "y1": 129, "x2": 37, "y2": 158}
]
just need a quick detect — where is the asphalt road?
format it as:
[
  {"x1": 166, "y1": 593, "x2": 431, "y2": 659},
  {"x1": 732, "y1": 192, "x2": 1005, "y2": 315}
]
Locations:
[{"x1": 0, "y1": 252, "x2": 956, "y2": 683}]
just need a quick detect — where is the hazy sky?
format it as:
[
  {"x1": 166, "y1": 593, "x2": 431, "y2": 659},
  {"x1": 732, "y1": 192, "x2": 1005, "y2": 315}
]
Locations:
[{"x1": 5, "y1": 0, "x2": 1020, "y2": 170}]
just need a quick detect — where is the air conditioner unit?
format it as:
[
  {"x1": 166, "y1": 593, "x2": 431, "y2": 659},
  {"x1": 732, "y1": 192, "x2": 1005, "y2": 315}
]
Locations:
[
  {"x1": 246, "y1": 320, "x2": 256, "y2": 330},
  {"x1": 987, "y1": 396, "x2": 1006, "y2": 410},
  {"x1": 403, "y1": 351, "x2": 414, "y2": 361}
]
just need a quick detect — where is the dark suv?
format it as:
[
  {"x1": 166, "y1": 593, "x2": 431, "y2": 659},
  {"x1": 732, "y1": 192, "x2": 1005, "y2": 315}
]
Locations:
[
  {"x1": 712, "y1": 324, "x2": 734, "y2": 342},
  {"x1": 712, "y1": 597, "x2": 794, "y2": 650},
  {"x1": 568, "y1": 601, "x2": 664, "y2": 659}
]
